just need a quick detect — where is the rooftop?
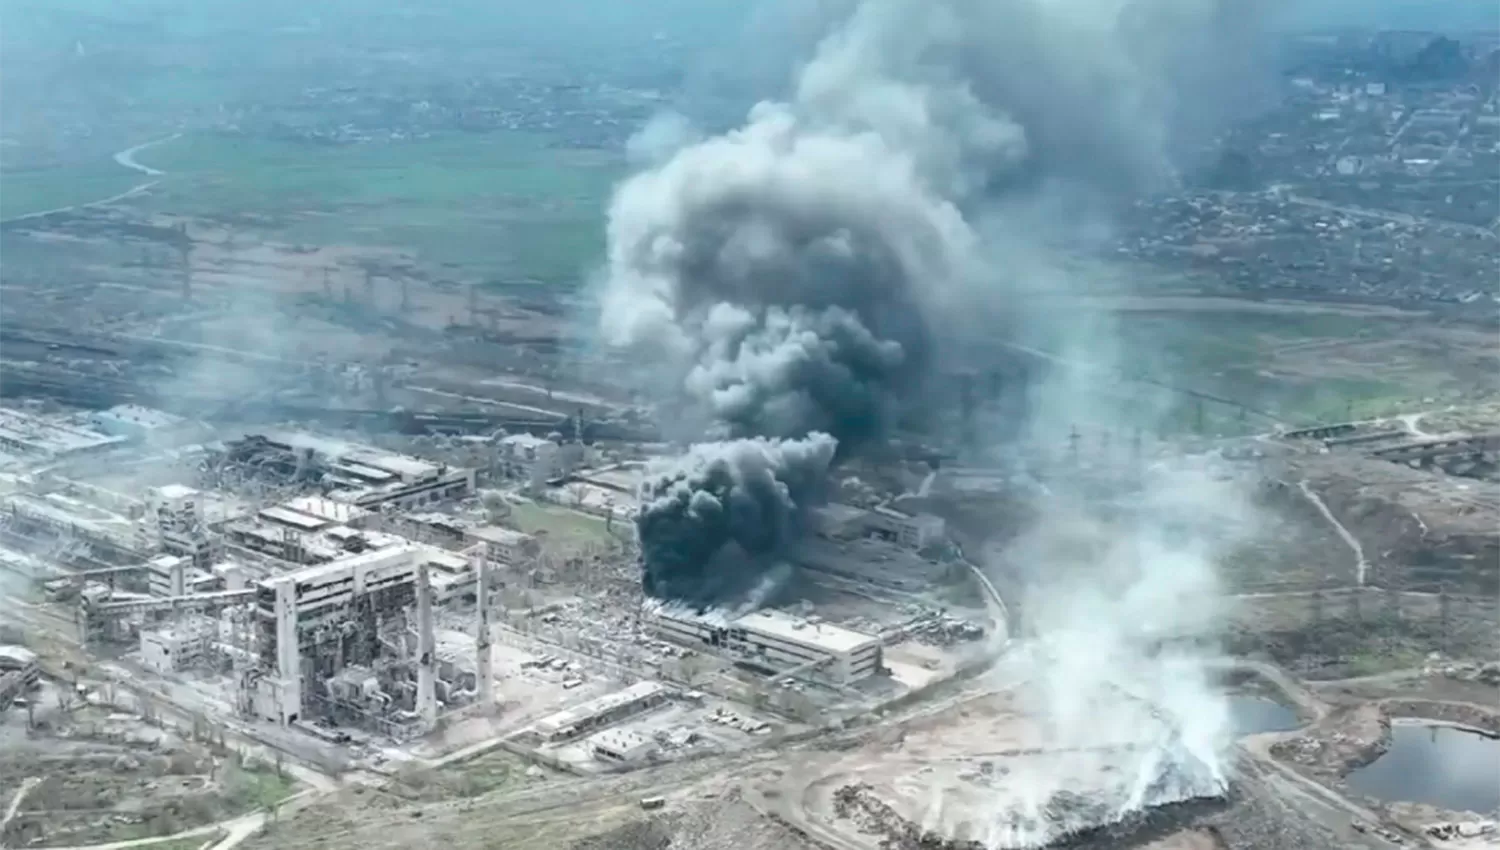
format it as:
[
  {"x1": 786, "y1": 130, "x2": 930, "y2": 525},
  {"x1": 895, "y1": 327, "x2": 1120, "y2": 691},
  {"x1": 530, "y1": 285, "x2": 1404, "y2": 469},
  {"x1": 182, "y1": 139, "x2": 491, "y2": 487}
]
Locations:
[
  {"x1": 0, "y1": 408, "x2": 126, "y2": 457},
  {"x1": 95, "y1": 405, "x2": 184, "y2": 430},
  {"x1": 155, "y1": 484, "x2": 199, "y2": 501},
  {"x1": 259, "y1": 544, "x2": 421, "y2": 591},
  {"x1": 466, "y1": 525, "x2": 536, "y2": 547},
  {"x1": 733, "y1": 609, "x2": 881, "y2": 655},
  {"x1": 534, "y1": 681, "x2": 670, "y2": 736},
  {"x1": 283, "y1": 496, "x2": 369, "y2": 525},
  {"x1": 258, "y1": 505, "x2": 328, "y2": 531},
  {"x1": 0, "y1": 646, "x2": 38, "y2": 668},
  {"x1": 500, "y1": 433, "x2": 553, "y2": 449}
]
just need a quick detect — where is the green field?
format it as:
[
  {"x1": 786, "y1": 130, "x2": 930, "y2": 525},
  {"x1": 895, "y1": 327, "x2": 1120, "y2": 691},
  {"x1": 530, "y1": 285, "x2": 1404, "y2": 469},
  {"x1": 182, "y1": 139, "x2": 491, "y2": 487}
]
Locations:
[
  {"x1": 505, "y1": 500, "x2": 623, "y2": 555},
  {"x1": 130, "y1": 131, "x2": 625, "y2": 286},
  {"x1": 1103, "y1": 308, "x2": 1490, "y2": 433},
  {"x1": 0, "y1": 162, "x2": 146, "y2": 220}
]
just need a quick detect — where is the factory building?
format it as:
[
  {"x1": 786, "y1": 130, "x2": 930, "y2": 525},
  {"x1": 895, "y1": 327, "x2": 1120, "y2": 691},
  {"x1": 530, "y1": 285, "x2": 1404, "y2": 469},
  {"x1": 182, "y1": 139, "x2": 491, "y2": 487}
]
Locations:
[
  {"x1": 4, "y1": 491, "x2": 145, "y2": 559},
  {"x1": 147, "y1": 485, "x2": 214, "y2": 567},
  {"x1": 0, "y1": 646, "x2": 40, "y2": 710},
  {"x1": 647, "y1": 608, "x2": 883, "y2": 686},
  {"x1": 224, "y1": 514, "x2": 407, "y2": 567},
  {"x1": 244, "y1": 545, "x2": 436, "y2": 731},
  {"x1": 385, "y1": 512, "x2": 469, "y2": 549},
  {"x1": 418, "y1": 547, "x2": 479, "y2": 602},
  {"x1": 590, "y1": 728, "x2": 656, "y2": 765},
  {"x1": 810, "y1": 502, "x2": 946, "y2": 550},
  {"x1": 144, "y1": 554, "x2": 189, "y2": 598},
  {"x1": 90, "y1": 405, "x2": 193, "y2": 444},
  {"x1": 139, "y1": 615, "x2": 217, "y2": 674},
  {"x1": 867, "y1": 506, "x2": 946, "y2": 550},
  {"x1": 221, "y1": 432, "x2": 475, "y2": 509},
  {"x1": 496, "y1": 433, "x2": 583, "y2": 493},
  {"x1": 532, "y1": 681, "x2": 672, "y2": 743},
  {"x1": 464, "y1": 525, "x2": 540, "y2": 566},
  {"x1": 0, "y1": 408, "x2": 127, "y2": 461}
]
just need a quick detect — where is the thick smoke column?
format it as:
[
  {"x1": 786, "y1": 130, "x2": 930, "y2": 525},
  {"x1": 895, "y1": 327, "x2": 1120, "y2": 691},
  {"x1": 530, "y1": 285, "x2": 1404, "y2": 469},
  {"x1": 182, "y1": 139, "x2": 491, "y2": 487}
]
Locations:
[
  {"x1": 636, "y1": 433, "x2": 837, "y2": 604},
  {"x1": 603, "y1": 0, "x2": 1260, "y2": 439},
  {"x1": 608, "y1": 0, "x2": 1266, "y2": 604}
]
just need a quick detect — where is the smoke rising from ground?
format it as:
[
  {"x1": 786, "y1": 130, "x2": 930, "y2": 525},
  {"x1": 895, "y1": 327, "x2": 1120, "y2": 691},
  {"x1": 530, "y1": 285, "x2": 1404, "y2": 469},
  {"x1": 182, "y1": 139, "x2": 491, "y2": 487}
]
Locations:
[
  {"x1": 636, "y1": 432, "x2": 836, "y2": 604},
  {"x1": 951, "y1": 457, "x2": 1254, "y2": 845},
  {"x1": 611, "y1": 0, "x2": 1269, "y2": 605}
]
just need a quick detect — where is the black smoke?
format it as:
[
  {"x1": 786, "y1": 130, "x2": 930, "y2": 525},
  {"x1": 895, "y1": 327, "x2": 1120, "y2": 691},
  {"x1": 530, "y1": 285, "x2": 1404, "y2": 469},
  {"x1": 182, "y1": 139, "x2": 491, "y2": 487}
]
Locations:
[
  {"x1": 608, "y1": 0, "x2": 1271, "y2": 604},
  {"x1": 636, "y1": 433, "x2": 837, "y2": 605}
]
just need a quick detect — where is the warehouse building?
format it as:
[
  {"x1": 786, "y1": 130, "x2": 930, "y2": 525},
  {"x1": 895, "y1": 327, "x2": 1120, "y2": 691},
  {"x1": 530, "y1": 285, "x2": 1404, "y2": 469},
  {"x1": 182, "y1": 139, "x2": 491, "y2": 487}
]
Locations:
[
  {"x1": 647, "y1": 608, "x2": 882, "y2": 686},
  {"x1": 532, "y1": 681, "x2": 672, "y2": 743}
]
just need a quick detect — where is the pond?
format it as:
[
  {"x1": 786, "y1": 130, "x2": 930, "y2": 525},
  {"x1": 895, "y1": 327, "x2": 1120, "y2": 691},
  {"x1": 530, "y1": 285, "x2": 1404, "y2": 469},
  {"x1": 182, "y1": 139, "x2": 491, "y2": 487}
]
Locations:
[
  {"x1": 1347, "y1": 722, "x2": 1500, "y2": 815},
  {"x1": 1227, "y1": 695, "x2": 1300, "y2": 737}
]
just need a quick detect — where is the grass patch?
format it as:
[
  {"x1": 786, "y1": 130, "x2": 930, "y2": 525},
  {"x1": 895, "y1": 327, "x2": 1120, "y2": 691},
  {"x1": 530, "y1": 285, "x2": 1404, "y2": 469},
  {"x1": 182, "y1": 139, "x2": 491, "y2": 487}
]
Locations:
[
  {"x1": 131, "y1": 131, "x2": 624, "y2": 285},
  {"x1": 0, "y1": 163, "x2": 146, "y2": 220},
  {"x1": 505, "y1": 501, "x2": 622, "y2": 555},
  {"x1": 391, "y1": 751, "x2": 558, "y2": 801},
  {"x1": 225, "y1": 763, "x2": 300, "y2": 812},
  {"x1": 1105, "y1": 310, "x2": 1473, "y2": 431},
  {"x1": 1344, "y1": 647, "x2": 1428, "y2": 678}
]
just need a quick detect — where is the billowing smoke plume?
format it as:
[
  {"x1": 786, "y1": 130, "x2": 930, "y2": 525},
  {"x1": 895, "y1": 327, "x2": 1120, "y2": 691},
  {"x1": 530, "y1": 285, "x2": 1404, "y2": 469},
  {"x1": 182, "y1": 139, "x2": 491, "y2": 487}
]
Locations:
[
  {"x1": 952, "y1": 457, "x2": 1252, "y2": 845},
  {"x1": 608, "y1": 0, "x2": 1267, "y2": 603},
  {"x1": 636, "y1": 433, "x2": 837, "y2": 604}
]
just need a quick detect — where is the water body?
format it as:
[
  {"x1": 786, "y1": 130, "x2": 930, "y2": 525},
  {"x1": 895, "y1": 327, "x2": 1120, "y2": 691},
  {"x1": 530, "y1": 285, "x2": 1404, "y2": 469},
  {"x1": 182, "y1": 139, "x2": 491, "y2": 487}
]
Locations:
[
  {"x1": 1348, "y1": 723, "x2": 1500, "y2": 815},
  {"x1": 1228, "y1": 695, "x2": 1299, "y2": 737}
]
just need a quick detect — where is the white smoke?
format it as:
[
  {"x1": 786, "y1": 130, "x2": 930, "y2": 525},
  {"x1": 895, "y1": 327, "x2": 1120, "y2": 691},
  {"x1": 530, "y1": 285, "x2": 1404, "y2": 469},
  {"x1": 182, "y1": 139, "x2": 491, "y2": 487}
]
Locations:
[{"x1": 963, "y1": 457, "x2": 1251, "y2": 846}]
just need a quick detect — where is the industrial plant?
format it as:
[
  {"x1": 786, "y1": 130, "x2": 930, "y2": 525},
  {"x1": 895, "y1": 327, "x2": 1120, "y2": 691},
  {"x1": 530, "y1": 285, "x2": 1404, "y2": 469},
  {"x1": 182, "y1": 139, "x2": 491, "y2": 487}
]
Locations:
[{"x1": 0, "y1": 3, "x2": 1496, "y2": 850}]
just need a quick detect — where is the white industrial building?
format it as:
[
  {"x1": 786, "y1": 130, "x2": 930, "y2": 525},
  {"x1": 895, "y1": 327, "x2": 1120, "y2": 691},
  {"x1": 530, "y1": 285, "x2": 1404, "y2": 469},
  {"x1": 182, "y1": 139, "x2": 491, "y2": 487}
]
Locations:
[
  {"x1": 496, "y1": 433, "x2": 583, "y2": 493},
  {"x1": 0, "y1": 408, "x2": 127, "y2": 461},
  {"x1": 144, "y1": 554, "x2": 189, "y2": 598},
  {"x1": 148, "y1": 485, "x2": 214, "y2": 567},
  {"x1": 647, "y1": 608, "x2": 882, "y2": 686},
  {"x1": 532, "y1": 681, "x2": 672, "y2": 743},
  {"x1": 590, "y1": 728, "x2": 656, "y2": 765},
  {"x1": 464, "y1": 525, "x2": 540, "y2": 566},
  {"x1": 244, "y1": 545, "x2": 436, "y2": 729},
  {"x1": 140, "y1": 615, "x2": 217, "y2": 673},
  {"x1": 810, "y1": 502, "x2": 946, "y2": 550},
  {"x1": 90, "y1": 405, "x2": 192, "y2": 444},
  {"x1": 242, "y1": 431, "x2": 476, "y2": 509}
]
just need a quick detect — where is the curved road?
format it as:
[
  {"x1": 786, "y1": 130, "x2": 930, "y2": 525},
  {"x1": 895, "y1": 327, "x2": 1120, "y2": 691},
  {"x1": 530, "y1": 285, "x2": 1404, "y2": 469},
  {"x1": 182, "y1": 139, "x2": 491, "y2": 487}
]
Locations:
[
  {"x1": 0, "y1": 134, "x2": 178, "y2": 224},
  {"x1": 111, "y1": 134, "x2": 179, "y2": 176}
]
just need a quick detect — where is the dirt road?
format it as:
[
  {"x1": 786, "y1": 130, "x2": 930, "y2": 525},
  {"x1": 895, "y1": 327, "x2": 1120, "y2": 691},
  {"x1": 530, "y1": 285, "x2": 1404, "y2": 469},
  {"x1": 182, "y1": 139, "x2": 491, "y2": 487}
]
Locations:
[{"x1": 0, "y1": 134, "x2": 177, "y2": 224}]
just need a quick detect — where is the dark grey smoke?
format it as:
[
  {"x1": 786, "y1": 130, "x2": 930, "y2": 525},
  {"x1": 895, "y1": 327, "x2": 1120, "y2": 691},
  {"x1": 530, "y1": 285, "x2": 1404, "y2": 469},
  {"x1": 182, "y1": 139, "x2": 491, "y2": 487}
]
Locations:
[
  {"x1": 636, "y1": 433, "x2": 837, "y2": 605},
  {"x1": 609, "y1": 0, "x2": 1270, "y2": 604},
  {"x1": 603, "y1": 0, "x2": 1267, "y2": 442}
]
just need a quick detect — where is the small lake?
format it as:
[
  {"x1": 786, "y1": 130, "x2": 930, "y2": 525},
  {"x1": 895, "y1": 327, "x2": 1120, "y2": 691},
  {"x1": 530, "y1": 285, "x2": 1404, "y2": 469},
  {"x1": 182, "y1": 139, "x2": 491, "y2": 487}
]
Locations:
[
  {"x1": 1228, "y1": 695, "x2": 1300, "y2": 737},
  {"x1": 1347, "y1": 723, "x2": 1500, "y2": 815}
]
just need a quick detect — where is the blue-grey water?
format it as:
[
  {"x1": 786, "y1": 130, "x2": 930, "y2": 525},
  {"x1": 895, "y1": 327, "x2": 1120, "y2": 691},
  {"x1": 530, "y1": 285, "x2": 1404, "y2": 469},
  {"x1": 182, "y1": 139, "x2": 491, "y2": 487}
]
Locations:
[
  {"x1": 1228, "y1": 695, "x2": 1300, "y2": 737},
  {"x1": 1347, "y1": 723, "x2": 1500, "y2": 815}
]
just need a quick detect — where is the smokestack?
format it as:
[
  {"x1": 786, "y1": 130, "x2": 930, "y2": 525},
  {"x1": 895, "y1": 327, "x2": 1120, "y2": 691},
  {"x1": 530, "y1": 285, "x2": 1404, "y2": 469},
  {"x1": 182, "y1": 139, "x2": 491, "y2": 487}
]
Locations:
[
  {"x1": 473, "y1": 548, "x2": 493, "y2": 707},
  {"x1": 415, "y1": 560, "x2": 436, "y2": 729}
]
